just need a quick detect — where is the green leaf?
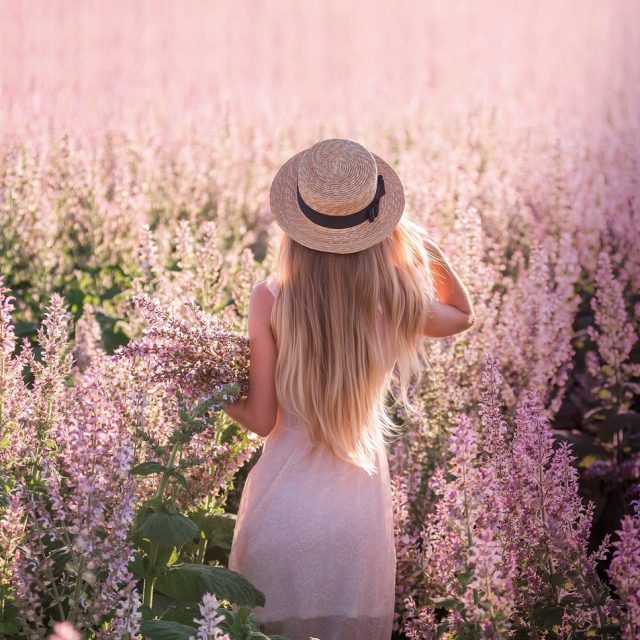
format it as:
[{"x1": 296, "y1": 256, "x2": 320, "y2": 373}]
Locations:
[
  {"x1": 139, "y1": 604, "x2": 155, "y2": 622},
  {"x1": 148, "y1": 593, "x2": 200, "y2": 627},
  {"x1": 435, "y1": 619, "x2": 450, "y2": 639},
  {"x1": 170, "y1": 471, "x2": 191, "y2": 493},
  {"x1": 139, "y1": 620, "x2": 197, "y2": 640},
  {"x1": 14, "y1": 320, "x2": 38, "y2": 337},
  {"x1": 129, "y1": 551, "x2": 144, "y2": 580},
  {"x1": 0, "y1": 601, "x2": 21, "y2": 636},
  {"x1": 145, "y1": 591, "x2": 187, "y2": 622},
  {"x1": 579, "y1": 454, "x2": 604, "y2": 470},
  {"x1": 456, "y1": 569, "x2": 474, "y2": 588},
  {"x1": 555, "y1": 432, "x2": 607, "y2": 462},
  {"x1": 216, "y1": 605, "x2": 256, "y2": 635},
  {"x1": 131, "y1": 461, "x2": 170, "y2": 476},
  {"x1": 598, "y1": 624, "x2": 622, "y2": 635},
  {"x1": 531, "y1": 605, "x2": 564, "y2": 630},
  {"x1": 430, "y1": 596, "x2": 463, "y2": 611},
  {"x1": 155, "y1": 563, "x2": 266, "y2": 608},
  {"x1": 0, "y1": 620, "x2": 22, "y2": 634},
  {"x1": 549, "y1": 572, "x2": 567, "y2": 587},
  {"x1": 136, "y1": 511, "x2": 199, "y2": 548},
  {"x1": 189, "y1": 512, "x2": 236, "y2": 551},
  {"x1": 602, "y1": 412, "x2": 640, "y2": 443}
]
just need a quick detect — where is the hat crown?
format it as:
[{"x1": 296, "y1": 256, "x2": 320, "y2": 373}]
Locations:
[{"x1": 297, "y1": 139, "x2": 378, "y2": 216}]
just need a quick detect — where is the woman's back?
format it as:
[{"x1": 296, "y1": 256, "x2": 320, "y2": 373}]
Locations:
[
  {"x1": 228, "y1": 273, "x2": 397, "y2": 640},
  {"x1": 266, "y1": 273, "x2": 391, "y2": 438}
]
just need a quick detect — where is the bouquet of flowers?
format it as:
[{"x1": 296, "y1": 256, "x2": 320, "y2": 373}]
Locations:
[{"x1": 115, "y1": 295, "x2": 250, "y2": 405}]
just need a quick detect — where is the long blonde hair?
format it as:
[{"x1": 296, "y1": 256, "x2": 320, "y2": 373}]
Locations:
[{"x1": 270, "y1": 211, "x2": 436, "y2": 476}]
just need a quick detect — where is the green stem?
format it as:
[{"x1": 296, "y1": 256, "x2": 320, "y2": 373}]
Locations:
[
  {"x1": 589, "y1": 588, "x2": 607, "y2": 639},
  {"x1": 196, "y1": 536, "x2": 207, "y2": 564},
  {"x1": 43, "y1": 564, "x2": 66, "y2": 621},
  {"x1": 613, "y1": 366, "x2": 623, "y2": 467},
  {"x1": 156, "y1": 441, "x2": 181, "y2": 501},
  {"x1": 0, "y1": 353, "x2": 5, "y2": 439},
  {"x1": 142, "y1": 542, "x2": 159, "y2": 610},
  {"x1": 0, "y1": 570, "x2": 5, "y2": 624},
  {"x1": 142, "y1": 575, "x2": 157, "y2": 611},
  {"x1": 461, "y1": 463, "x2": 480, "y2": 632},
  {"x1": 68, "y1": 477, "x2": 94, "y2": 625},
  {"x1": 536, "y1": 438, "x2": 558, "y2": 604},
  {"x1": 141, "y1": 442, "x2": 184, "y2": 611},
  {"x1": 67, "y1": 555, "x2": 86, "y2": 625}
]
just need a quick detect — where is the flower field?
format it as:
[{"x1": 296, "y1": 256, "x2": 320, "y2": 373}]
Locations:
[{"x1": 1, "y1": 1, "x2": 639, "y2": 638}]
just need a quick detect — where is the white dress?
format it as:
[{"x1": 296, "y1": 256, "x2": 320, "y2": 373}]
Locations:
[{"x1": 228, "y1": 274, "x2": 397, "y2": 640}]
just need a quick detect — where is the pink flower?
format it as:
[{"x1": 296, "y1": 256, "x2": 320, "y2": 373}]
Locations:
[
  {"x1": 608, "y1": 499, "x2": 640, "y2": 639},
  {"x1": 189, "y1": 593, "x2": 231, "y2": 640}
]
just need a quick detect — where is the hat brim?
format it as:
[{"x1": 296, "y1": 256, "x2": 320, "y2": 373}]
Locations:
[{"x1": 269, "y1": 149, "x2": 405, "y2": 254}]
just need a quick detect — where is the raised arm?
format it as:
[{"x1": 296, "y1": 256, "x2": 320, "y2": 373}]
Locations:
[{"x1": 422, "y1": 238, "x2": 475, "y2": 338}]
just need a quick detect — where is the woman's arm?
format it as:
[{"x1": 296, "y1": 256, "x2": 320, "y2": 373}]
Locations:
[
  {"x1": 422, "y1": 238, "x2": 476, "y2": 337},
  {"x1": 223, "y1": 281, "x2": 278, "y2": 437}
]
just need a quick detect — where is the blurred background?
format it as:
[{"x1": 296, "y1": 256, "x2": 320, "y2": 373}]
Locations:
[{"x1": 1, "y1": 0, "x2": 638, "y2": 134}]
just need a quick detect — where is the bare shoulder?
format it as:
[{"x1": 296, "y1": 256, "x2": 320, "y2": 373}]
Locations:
[
  {"x1": 248, "y1": 280, "x2": 276, "y2": 327},
  {"x1": 251, "y1": 279, "x2": 275, "y2": 304}
]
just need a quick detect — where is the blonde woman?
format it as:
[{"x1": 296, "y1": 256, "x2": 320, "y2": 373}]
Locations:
[{"x1": 224, "y1": 139, "x2": 474, "y2": 640}]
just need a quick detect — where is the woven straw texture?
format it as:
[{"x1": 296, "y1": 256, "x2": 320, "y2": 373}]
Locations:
[{"x1": 269, "y1": 138, "x2": 405, "y2": 254}]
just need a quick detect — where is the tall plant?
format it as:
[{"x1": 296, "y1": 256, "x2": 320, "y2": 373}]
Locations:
[{"x1": 397, "y1": 353, "x2": 617, "y2": 639}]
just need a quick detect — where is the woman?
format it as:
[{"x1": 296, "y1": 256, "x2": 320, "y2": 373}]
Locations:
[{"x1": 224, "y1": 138, "x2": 474, "y2": 640}]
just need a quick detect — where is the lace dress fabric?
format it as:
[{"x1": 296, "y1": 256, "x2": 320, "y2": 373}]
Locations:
[{"x1": 228, "y1": 274, "x2": 397, "y2": 640}]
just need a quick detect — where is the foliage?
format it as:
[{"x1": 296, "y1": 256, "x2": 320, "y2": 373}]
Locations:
[{"x1": 0, "y1": 285, "x2": 278, "y2": 639}]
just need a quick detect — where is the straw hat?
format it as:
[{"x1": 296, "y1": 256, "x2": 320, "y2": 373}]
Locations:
[{"x1": 269, "y1": 138, "x2": 405, "y2": 254}]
